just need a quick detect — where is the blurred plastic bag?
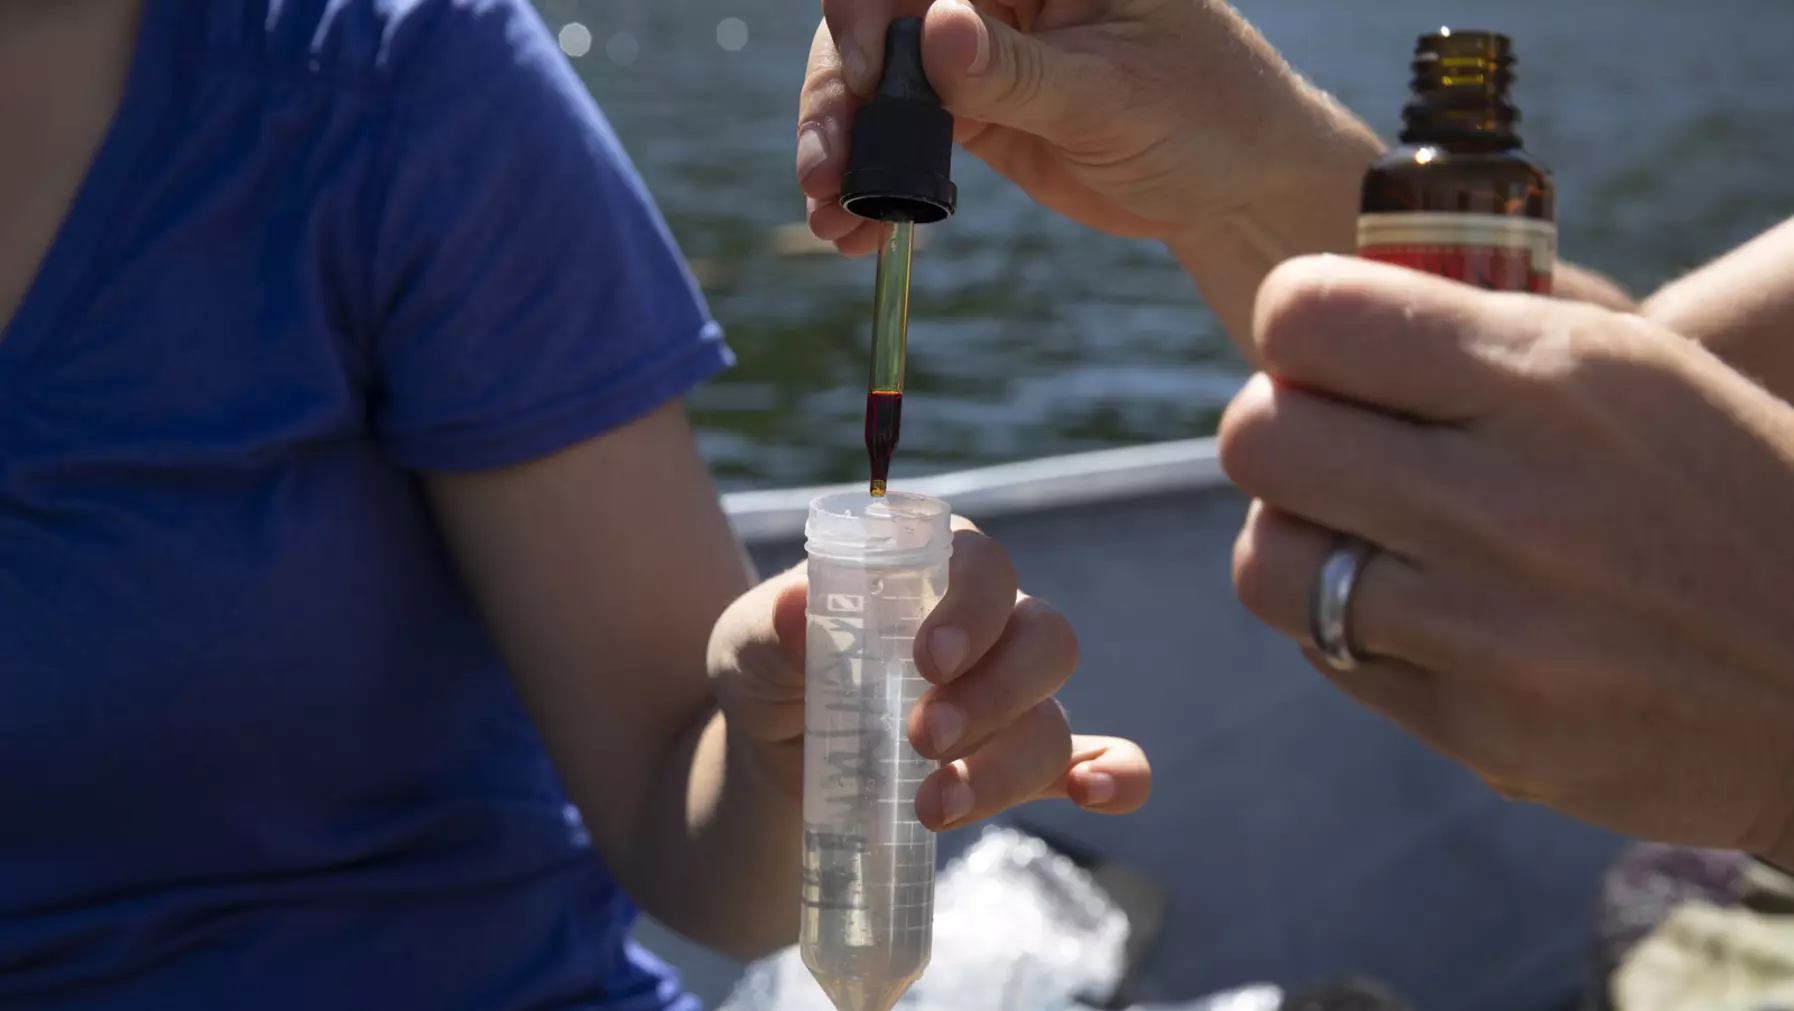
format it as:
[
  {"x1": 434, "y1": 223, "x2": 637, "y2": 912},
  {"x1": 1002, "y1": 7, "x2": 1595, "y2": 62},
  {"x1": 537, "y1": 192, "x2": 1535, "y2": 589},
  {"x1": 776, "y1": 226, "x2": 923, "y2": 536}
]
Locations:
[
  {"x1": 1124, "y1": 985, "x2": 1284, "y2": 1011},
  {"x1": 1611, "y1": 900, "x2": 1794, "y2": 1011},
  {"x1": 719, "y1": 824, "x2": 1131, "y2": 1011}
]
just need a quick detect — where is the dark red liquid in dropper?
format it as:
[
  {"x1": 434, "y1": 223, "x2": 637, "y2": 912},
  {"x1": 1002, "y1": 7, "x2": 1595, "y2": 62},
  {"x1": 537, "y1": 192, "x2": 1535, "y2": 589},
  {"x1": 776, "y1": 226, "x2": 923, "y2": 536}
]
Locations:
[{"x1": 865, "y1": 390, "x2": 903, "y2": 496}]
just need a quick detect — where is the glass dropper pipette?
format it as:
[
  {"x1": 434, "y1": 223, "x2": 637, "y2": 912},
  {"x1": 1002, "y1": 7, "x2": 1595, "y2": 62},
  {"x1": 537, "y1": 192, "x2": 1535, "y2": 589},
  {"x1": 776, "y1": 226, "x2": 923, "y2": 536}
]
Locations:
[
  {"x1": 837, "y1": 14, "x2": 956, "y2": 501},
  {"x1": 864, "y1": 218, "x2": 914, "y2": 497}
]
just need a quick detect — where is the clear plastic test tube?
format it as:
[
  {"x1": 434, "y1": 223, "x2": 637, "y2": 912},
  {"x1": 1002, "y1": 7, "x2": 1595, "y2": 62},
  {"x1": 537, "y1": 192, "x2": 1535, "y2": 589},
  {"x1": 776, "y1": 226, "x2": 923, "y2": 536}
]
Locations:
[{"x1": 800, "y1": 490, "x2": 953, "y2": 1011}]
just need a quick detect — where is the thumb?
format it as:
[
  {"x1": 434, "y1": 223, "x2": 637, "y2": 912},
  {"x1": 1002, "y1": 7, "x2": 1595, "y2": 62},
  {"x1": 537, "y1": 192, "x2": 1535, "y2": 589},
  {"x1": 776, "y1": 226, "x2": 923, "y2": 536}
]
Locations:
[
  {"x1": 770, "y1": 570, "x2": 809, "y2": 666},
  {"x1": 923, "y1": 2, "x2": 1080, "y2": 139},
  {"x1": 709, "y1": 565, "x2": 809, "y2": 745}
]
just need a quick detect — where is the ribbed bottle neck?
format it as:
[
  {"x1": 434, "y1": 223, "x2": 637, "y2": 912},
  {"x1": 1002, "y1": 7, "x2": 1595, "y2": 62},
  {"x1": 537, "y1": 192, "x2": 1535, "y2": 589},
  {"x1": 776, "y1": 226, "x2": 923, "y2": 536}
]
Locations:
[{"x1": 1400, "y1": 30, "x2": 1522, "y2": 147}]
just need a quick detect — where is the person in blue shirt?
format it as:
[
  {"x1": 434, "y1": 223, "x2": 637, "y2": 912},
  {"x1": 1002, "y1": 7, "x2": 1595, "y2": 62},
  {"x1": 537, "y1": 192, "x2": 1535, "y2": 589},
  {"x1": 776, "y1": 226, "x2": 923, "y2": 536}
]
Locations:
[{"x1": 0, "y1": 2, "x2": 1154, "y2": 1008}]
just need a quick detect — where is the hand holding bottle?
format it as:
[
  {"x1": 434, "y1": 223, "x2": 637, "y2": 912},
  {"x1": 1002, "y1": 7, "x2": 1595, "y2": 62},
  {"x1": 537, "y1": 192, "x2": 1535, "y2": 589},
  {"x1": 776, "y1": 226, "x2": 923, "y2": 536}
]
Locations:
[{"x1": 1222, "y1": 254, "x2": 1794, "y2": 865}]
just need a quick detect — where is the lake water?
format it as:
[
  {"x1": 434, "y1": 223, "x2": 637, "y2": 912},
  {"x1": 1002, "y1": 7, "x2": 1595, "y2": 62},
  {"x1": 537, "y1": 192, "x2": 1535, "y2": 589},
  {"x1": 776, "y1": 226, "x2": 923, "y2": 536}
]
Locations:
[{"x1": 542, "y1": 0, "x2": 1794, "y2": 491}]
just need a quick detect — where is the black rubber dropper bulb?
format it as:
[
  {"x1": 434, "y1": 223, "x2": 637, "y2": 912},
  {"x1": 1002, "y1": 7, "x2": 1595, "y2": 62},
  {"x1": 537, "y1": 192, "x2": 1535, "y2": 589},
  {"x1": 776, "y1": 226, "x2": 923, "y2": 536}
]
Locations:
[{"x1": 839, "y1": 17, "x2": 958, "y2": 224}]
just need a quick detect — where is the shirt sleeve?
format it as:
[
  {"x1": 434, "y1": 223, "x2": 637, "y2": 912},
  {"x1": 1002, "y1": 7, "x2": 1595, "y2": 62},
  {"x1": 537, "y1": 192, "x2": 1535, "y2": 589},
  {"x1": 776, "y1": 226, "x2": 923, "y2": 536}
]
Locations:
[{"x1": 364, "y1": 0, "x2": 732, "y2": 472}]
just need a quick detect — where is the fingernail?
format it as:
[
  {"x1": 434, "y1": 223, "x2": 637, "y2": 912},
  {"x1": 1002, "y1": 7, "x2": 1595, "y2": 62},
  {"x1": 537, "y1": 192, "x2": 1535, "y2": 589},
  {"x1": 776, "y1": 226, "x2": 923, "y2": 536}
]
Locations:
[
  {"x1": 1080, "y1": 771, "x2": 1116, "y2": 807},
  {"x1": 795, "y1": 124, "x2": 829, "y2": 186},
  {"x1": 924, "y1": 702, "x2": 966, "y2": 754},
  {"x1": 841, "y1": 39, "x2": 870, "y2": 94},
  {"x1": 928, "y1": 626, "x2": 969, "y2": 680},
  {"x1": 939, "y1": 773, "x2": 974, "y2": 827}
]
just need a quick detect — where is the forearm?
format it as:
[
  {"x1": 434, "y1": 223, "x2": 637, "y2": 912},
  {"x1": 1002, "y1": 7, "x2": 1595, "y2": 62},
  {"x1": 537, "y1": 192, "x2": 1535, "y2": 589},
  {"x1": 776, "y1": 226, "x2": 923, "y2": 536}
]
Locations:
[
  {"x1": 1162, "y1": 88, "x2": 1378, "y2": 358},
  {"x1": 625, "y1": 706, "x2": 802, "y2": 960},
  {"x1": 425, "y1": 404, "x2": 808, "y2": 960},
  {"x1": 1164, "y1": 86, "x2": 1633, "y2": 360},
  {"x1": 616, "y1": 556, "x2": 804, "y2": 961},
  {"x1": 1641, "y1": 215, "x2": 1794, "y2": 399}
]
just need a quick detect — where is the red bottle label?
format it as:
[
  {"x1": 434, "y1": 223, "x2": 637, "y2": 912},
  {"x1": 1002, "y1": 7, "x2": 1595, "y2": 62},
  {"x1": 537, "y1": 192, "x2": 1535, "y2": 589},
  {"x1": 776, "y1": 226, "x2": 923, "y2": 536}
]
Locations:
[{"x1": 1357, "y1": 212, "x2": 1556, "y2": 294}]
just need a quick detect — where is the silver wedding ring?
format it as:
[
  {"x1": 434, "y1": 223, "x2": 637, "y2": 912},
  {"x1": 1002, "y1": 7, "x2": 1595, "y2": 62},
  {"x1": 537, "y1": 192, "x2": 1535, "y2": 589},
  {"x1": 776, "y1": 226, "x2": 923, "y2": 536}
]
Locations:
[{"x1": 1310, "y1": 536, "x2": 1376, "y2": 670}]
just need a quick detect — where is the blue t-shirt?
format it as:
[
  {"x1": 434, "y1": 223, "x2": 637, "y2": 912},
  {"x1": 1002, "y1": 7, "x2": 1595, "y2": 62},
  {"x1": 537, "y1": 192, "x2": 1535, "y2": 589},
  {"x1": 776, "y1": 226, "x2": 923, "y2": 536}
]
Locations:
[{"x1": 0, "y1": 1, "x2": 732, "y2": 1008}]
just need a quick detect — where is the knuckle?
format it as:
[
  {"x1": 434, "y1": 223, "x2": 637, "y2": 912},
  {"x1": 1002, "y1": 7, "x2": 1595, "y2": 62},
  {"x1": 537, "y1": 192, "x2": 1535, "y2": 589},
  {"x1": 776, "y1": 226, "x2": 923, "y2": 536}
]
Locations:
[
  {"x1": 1556, "y1": 303, "x2": 1628, "y2": 360},
  {"x1": 1477, "y1": 770, "x2": 1547, "y2": 805},
  {"x1": 1498, "y1": 304, "x2": 1600, "y2": 388},
  {"x1": 1464, "y1": 736, "x2": 1523, "y2": 787},
  {"x1": 1229, "y1": 516, "x2": 1279, "y2": 626},
  {"x1": 1253, "y1": 301, "x2": 1314, "y2": 380},
  {"x1": 970, "y1": 700, "x2": 1069, "y2": 799},
  {"x1": 1469, "y1": 615, "x2": 1569, "y2": 710},
  {"x1": 1216, "y1": 378, "x2": 1282, "y2": 492},
  {"x1": 801, "y1": 21, "x2": 858, "y2": 113},
  {"x1": 989, "y1": 29, "x2": 1046, "y2": 112},
  {"x1": 1355, "y1": 553, "x2": 1434, "y2": 656},
  {"x1": 1015, "y1": 596, "x2": 1079, "y2": 671},
  {"x1": 1253, "y1": 257, "x2": 1354, "y2": 373},
  {"x1": 1496, "y1": 301, "x2": 1653, "y2": 400},
  {"x1": 1440, "y1": 694, "x2": 1537, "y2": 788},
  {"x1": 1026, "y1": 698, "x2": 1074, "y2": 770},
  {"x1": 799, "y1": 71, "x2": 850, "y2": 118},
  {"x1": 805, "y1": 19, "x2": 837, "y2": 80},
  {"x1": 954, "y1": 529, "x2": 1019, "y2": 593}
]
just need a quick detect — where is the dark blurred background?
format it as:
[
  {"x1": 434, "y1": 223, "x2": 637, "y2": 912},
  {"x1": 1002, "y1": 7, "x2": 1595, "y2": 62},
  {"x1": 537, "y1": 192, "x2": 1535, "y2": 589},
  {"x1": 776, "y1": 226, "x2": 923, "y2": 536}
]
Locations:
[{"x1": 538, "y1": 0, "x2": 1794, "y2": 493}]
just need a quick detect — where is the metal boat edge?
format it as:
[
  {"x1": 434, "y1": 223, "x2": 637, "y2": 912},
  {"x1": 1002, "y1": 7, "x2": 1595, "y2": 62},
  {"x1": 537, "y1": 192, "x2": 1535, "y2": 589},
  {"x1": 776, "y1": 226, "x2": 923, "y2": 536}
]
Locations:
[{"x1": 721, "y1": 437, "x2": 1228, "y2": 543}]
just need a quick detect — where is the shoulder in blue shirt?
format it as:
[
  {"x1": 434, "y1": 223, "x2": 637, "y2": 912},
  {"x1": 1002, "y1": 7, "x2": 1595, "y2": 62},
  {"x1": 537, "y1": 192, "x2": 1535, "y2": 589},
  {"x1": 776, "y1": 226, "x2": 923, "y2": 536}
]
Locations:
[{"x1": 0, "y1": 0, "x2": 729, "y2": 1007}]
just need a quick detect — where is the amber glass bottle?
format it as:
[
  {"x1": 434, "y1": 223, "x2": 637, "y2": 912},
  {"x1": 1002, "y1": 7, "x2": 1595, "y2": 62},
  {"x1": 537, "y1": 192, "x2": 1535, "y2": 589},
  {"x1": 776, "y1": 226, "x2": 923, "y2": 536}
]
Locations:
[{"x1": 1359, "y1": 29, "x2": 1556, "y2": 293}]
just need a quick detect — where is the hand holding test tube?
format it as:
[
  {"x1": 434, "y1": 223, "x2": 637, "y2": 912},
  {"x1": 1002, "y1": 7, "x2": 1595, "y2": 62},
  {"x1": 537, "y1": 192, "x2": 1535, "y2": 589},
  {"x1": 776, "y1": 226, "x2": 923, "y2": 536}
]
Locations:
[{"x1": 685, "y1": 493, "x2": 1152, "y2": 1011}]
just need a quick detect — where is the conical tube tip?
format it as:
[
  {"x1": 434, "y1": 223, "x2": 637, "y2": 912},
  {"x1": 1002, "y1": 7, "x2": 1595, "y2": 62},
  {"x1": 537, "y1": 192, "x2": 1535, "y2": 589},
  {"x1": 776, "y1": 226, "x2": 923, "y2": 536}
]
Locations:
[{"x1": 810, "y1": 972, "x2": 921, "y2": 1011}]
